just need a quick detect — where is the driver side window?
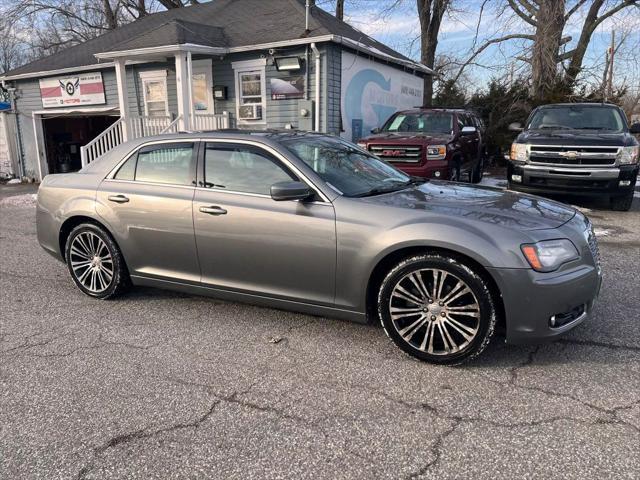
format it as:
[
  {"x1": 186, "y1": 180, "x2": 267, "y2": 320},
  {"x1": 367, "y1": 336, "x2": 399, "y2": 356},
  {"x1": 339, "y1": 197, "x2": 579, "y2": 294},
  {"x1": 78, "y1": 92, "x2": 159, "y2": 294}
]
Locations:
[{"x1": 203, "y1": 143, "x2": 296, "y2": 195}]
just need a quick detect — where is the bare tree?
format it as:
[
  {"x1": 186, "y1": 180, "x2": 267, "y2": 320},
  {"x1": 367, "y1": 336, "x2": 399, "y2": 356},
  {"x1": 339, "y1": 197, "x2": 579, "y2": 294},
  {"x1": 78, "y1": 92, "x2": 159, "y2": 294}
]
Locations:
[
  {"x1": 336, "y1": 0, "x2": 345, "y2": 20},
  {"x1": 417, "y1": 0, "x2": 451, "y2": 106},
  {"x1": 454, "y1": 0, "x2": 639, "y2": 100}
]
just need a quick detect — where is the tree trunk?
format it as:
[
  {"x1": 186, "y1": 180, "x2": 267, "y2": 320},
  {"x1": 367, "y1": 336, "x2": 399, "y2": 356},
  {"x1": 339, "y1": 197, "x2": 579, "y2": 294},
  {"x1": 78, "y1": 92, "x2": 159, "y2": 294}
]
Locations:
[
  {"x1": 102, "y1": 0, "x2": 118, "y2": 30},
  {"x1": 417, "y1": 0, "x2": 448, "y2": 106},
  {"x1": 530, "y1": 0, "x2": 566, "y2": 100},
  {"x1": 336, "y1": 0, "x2": 344, "y2": 20}
]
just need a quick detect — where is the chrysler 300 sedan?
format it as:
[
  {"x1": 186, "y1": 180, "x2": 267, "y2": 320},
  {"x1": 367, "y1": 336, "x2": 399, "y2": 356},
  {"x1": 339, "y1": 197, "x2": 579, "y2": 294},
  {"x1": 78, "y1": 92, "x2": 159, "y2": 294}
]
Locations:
[{"x1": 36, "y1": 131, "x2": 602, "y2": 364}]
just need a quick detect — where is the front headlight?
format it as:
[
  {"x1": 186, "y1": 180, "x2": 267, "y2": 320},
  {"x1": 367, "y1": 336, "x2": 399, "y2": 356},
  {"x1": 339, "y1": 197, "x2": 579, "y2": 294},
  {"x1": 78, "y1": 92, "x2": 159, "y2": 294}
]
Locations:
[
  {"x1": 510, "y1": 143, "x2": 528, "y2": 162},
  {"x1": 618, "y1": 145, "x2": 639, "y2": 164},
  {"x1": 521, "y1": 239, "x2": 579, "y2": 272},
  {"x1": 426, "y1": 145, "x2": 446, "y2": 160}
]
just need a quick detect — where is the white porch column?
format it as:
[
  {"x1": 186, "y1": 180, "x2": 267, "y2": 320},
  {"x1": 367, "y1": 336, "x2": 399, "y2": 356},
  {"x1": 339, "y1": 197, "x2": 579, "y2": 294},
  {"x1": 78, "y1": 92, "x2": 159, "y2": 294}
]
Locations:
[
  {"x1": 175, "y1": 52, "x2": 192, "y2": 131},
  {"x1": 114, "y1": 59, "x2": 130, "y2": 141}
]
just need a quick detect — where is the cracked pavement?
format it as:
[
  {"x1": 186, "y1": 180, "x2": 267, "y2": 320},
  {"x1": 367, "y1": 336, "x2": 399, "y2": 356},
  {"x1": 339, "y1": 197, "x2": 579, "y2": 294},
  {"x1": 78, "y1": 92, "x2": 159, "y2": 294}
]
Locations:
[{"x1": 1, "y1": 186, "x2": 639, "y2": 479}]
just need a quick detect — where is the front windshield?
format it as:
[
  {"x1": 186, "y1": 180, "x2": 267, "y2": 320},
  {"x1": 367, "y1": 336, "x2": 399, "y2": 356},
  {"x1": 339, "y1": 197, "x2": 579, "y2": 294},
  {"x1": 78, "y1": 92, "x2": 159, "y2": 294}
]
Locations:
[
  {"x1": 382, "y1": 112, "x2": 453, "y2": 134},
  {"x1": 281, "y1": 135, "x2": 413, "y2": 197},
  {"x1": 528, "y1": 106, "x2": 625, "y2": 132}
]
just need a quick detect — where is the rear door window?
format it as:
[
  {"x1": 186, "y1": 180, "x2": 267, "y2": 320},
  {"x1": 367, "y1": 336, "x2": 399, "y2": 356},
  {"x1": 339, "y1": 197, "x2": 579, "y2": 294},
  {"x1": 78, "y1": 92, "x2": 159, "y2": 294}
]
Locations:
[{"x1": 114, "y1": 142, "x2": 196, "y2": 185}]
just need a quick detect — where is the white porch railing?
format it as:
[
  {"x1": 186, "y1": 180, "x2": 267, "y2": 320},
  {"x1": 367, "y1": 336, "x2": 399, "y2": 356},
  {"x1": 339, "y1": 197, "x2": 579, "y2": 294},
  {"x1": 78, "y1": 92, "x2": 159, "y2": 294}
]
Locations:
[
  {"x1": 160, "y1": 115, "x2": 182, "y2": 134},
  {"x1": 80, "y1": 118, "x2": 124, "y2": 167},
  {"x1": 191, "y1": 112, "x2": 230, "y2": 131},
  {"x1": 129, "y1": 115, "x2": 175, "y2": 138},
  {"x1": 80, "y1": 112, "x2": 231, "y2": 166}
]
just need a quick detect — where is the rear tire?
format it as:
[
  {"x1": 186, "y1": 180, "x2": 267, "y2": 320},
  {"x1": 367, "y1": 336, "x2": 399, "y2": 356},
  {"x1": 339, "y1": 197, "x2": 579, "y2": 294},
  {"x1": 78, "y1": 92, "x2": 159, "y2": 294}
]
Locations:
[
  {"x1": 64, "y1": 223, "x2": 130, "y2": 299},
  {"x1": 448, "y1": 159, "x2": 461, "y2": 182},
  {"x1": 377, "y1": 254, "x2": 496, "y2": 365},
  {"x1": 471, "y1": 158, "x2": 484, "y2": 183}
]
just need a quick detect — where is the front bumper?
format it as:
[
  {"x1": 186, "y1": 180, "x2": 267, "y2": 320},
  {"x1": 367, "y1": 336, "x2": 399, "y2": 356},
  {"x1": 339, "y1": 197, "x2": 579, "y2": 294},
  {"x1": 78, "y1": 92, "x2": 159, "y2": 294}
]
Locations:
[
  {"x1": 508, "y1": 162, "x2": 638, "y2": 196},
  {"x1": 488, "y1": 263, "x2": 602, "y2": 344}
]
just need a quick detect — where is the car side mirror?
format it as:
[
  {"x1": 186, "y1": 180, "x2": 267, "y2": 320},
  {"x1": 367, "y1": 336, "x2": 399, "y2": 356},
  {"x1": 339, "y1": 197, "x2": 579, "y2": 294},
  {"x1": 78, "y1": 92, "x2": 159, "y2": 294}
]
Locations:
[
  {"x1": 460, "y1": 126, "x2": 477, "y2": 135},
  {"x1": 509, "y1": 122, "x2": 524, "y2": 132},
  {"x1": 371, "y1": 127, "x2": 381, "y2": 134},
  {"x1": 630, "y1": 123, "x2": 640, "y2": 134},
  {"x1": 270, "y1": 181, "x2": 313, "y2": 201}
]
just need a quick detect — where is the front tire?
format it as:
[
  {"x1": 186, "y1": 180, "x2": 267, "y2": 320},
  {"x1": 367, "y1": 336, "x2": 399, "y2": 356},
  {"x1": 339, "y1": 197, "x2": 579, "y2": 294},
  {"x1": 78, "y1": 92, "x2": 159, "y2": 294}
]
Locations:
[
  {"x1": 610, "y1": 189, "x2": 634, "y2": 211},
  {"x1": 377, "y1": 254, "x2": 496, "y2": 365},
  {"x1": 64, "y1": 223, "x2": 129, "y2": 299}
]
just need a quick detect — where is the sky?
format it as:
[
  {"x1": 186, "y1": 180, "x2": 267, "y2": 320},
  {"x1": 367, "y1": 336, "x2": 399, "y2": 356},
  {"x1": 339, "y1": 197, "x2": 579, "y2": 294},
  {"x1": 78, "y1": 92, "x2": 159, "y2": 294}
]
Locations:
[{"x1": 317, "y1": 0, "x2": 640, "y2": 94}]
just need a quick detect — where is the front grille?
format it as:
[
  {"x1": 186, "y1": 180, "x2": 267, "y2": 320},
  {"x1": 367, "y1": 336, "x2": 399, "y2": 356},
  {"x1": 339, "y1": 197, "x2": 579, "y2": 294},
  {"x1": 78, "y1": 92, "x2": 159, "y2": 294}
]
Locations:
[
  {"x1": 587, "y1": 226, "x2": 601, "y2": 271},
  {"x1": 529, "y1": 145, "x2": 619, "y2": 166},
  {"x1": 369, "y1": 145, "x2": 422, "y2": 163}
]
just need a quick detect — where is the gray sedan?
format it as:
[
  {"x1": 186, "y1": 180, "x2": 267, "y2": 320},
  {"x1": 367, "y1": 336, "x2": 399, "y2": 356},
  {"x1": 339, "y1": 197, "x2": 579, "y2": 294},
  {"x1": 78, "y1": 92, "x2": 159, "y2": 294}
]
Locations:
[{"x1": 36, "y1": 131, "x2": 602, "y2": 364}]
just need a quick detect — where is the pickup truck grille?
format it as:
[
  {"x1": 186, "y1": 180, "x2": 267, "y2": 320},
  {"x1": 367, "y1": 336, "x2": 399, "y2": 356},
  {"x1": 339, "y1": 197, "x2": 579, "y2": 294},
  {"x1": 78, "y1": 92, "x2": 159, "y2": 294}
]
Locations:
[
  {"x1": 369, "y1": 145, "x2": 422, "y2": 163},
  {"x1": 529, "y1": 145, "x2": 619, "y2": 166}
]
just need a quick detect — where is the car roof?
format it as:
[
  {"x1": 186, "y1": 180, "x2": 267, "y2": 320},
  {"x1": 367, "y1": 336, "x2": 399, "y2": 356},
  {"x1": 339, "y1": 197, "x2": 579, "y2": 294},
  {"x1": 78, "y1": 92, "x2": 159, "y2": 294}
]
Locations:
[
  {"x1": 393, "y1": 108, "x2": 473, "y2": 115},
  {"x1": 537, "y1": 103, "x2": 619, "y2": 108},
  {"x1": 79, "y1": 130, "x2": 335, "y2": 175}
]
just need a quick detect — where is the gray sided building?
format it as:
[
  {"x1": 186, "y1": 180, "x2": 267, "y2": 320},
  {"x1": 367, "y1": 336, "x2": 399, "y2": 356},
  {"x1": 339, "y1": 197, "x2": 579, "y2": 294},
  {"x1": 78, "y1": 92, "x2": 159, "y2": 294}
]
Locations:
[{"x1": 0, "y1": 0, "x2": 431, "y2": 180}]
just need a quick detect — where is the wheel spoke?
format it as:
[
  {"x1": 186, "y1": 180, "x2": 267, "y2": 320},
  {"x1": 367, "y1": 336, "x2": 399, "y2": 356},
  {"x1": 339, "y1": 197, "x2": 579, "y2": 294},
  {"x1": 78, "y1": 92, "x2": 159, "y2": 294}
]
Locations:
[
  {"x1": 390, "y1": 307, "x2": 423, "y2": 320},
  {"x1": 440, "y1": 281, "x2": 463, "y2": 304},
  {"x1": 437, "y1": 321, "x2": 456, "y2": 353},
  {"x1": 444, "y1": 316, "x2": 477, "y2": 341},
  {"x1": 419, "y1": 321, "x2": 434, "y2": 352},
  {"x1": 443, "y1": 286, "x2": 471, "y2": 306},
  {"x1": 398, "y1": 316, "x2": 427, "y2": 341},
  {"x1": 77, "y1": 234, "x2": 94, "y2": 256},
  {"x1": 392, "y1": 285, "x2": 425, "y2": 306},
  {"x1": 435, "y1": 271, "x2": 448, "y2": 299},
  {"x1": 71, "y1": 260, "x2": 92, "y2": 270},
  {"x1": 408, "y1": 272, "x2": 431, "y2": 301}
]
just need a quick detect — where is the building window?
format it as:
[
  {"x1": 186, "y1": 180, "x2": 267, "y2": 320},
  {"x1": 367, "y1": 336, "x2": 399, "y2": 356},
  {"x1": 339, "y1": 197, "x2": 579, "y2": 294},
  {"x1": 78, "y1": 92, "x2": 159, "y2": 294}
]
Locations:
[
  {"x1": 232, "y1": 59, "x2": 267, "y2": 124},
  {"x1": 192, "y1": 59, "x2": 213, "y2": 114},
  {"x1": 139, "y1": 71, "x2": 168, "y2": 118}
]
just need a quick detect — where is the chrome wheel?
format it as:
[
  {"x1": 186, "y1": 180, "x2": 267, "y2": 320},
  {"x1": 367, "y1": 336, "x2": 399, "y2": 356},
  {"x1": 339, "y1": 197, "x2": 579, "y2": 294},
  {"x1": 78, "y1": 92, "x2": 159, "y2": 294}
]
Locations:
[
  {"x1": 389, "y1": 268, "x2": 480, "y2": 355},
  {"x1": 69, "y1": 231, "x2": 114, "y2": 293}
]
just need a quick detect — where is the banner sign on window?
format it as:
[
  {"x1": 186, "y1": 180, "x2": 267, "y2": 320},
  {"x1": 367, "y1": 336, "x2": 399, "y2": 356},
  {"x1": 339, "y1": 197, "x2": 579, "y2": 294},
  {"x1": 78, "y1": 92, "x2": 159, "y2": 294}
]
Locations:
[
  {"x1": 270, "y1": 76, "x2": 304, "y2": 100},
  {"x1": 39, "y1": 72, "x2": 106, "y2": 108}
]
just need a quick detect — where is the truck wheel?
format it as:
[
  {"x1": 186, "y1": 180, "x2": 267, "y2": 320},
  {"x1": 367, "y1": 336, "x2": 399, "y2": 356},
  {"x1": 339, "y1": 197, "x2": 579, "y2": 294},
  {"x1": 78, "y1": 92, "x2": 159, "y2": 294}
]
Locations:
[
  {"x1": 448, "y1": 159, "x2": 461, "y2": 182},
  {"x1": 471, "y1": 158, "x2": 484, "y2": 183},
  {"x1": 377, "y1": 254, "x2": 496, "y2": 365},
  {"x1": 610, "y1": 189, "x2": 634, "y2": 211}
]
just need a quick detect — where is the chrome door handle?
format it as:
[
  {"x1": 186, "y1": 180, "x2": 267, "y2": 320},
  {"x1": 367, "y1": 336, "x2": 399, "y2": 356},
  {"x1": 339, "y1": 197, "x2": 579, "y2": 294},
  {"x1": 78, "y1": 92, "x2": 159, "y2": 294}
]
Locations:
[
  {"x1": 199, "y1": 206, "x2": 227, "y2": 215},
  {"x1": 108, "y1": 194, "x2": 129, "y2": 203}
]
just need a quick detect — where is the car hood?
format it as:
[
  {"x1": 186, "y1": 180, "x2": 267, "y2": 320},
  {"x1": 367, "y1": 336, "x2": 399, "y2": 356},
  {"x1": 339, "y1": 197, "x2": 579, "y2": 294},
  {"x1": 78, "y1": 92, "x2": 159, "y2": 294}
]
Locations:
[
  {"x1": 518, "y1": 129, "x2": 631, "y2": 146},
  {"x1": 361, "y1": 181, "x2": 576, "y2": 231},
  {"x1": 363, "y1": 132, "x2": 452, "y2": 144}
]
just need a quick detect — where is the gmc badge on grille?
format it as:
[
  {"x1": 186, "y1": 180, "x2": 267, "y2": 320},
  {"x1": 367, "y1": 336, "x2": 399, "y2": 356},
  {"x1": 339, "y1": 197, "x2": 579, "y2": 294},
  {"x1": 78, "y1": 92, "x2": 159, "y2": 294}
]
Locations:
[{"x1": 382, "y1": 150, "x2": 404, "y2": 156}]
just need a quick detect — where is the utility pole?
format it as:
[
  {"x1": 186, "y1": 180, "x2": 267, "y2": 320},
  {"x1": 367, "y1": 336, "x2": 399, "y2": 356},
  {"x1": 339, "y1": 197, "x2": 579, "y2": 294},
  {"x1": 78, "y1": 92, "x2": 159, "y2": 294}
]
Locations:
[{"x1": 607, "y1": 29, "x2": 615, "y2": 100}]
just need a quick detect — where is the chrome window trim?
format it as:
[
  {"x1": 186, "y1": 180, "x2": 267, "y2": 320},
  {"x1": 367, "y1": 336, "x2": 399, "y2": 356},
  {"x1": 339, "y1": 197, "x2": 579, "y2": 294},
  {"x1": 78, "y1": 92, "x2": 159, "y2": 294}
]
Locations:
[
  {"x1": 103, "y1": 178, "x2": 195, "y2": 190},
  {"x1": 105, "y1": 137, "x2": 332, "y2": 204},
  {"x1": 202, "y1": 138, "x2": 331, "y2": 203}
]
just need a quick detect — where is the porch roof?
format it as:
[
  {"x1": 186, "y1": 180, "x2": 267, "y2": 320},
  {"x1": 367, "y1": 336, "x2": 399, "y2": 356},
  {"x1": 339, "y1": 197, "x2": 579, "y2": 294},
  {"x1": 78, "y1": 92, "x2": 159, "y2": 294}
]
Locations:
[{"x1": 1, "y1": 0, "x2": 431, "y2": 81}]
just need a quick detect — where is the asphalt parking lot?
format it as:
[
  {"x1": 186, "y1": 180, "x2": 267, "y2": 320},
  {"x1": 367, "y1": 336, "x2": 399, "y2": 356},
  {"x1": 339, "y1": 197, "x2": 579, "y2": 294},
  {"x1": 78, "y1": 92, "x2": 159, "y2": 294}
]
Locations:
[{"x1": 1, "y1": 182, "x2": 639, "y2": 480}]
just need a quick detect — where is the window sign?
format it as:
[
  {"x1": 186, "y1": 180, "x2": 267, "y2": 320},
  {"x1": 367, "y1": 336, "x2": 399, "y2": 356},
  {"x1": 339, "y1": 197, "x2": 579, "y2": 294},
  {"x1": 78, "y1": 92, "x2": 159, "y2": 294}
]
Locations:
[
  {"x1": 39, "y1": 72, "x2": 106, "y2": 108},
  {"x1": 270, "y1": 76, "x2": 304, "y2": 100}
]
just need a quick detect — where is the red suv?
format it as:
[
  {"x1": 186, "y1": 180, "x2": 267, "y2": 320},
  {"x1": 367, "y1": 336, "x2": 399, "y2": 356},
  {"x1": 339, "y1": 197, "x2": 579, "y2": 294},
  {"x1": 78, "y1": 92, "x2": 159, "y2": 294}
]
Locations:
[{"x1": 357, "y1": 108, "x2": 485, "y2": 182}]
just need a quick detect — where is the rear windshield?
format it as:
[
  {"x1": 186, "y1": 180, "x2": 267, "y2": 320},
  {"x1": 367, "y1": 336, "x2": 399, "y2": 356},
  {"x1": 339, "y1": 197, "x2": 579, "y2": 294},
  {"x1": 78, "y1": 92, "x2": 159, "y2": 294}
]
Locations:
[
  {"x1": 527, "y1": 106, "x2": 625, "y2": 132},
  {"x1": 381, "y1": 112, "x2": 453, "y2": 134}
]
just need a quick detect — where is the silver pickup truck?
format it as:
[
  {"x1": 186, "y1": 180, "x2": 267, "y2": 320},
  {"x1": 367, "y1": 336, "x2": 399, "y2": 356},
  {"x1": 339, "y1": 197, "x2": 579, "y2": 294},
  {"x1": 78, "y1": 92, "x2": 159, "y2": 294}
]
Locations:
[{"x1": 507, "y1": 103, "x2": 640, "y2": 211}]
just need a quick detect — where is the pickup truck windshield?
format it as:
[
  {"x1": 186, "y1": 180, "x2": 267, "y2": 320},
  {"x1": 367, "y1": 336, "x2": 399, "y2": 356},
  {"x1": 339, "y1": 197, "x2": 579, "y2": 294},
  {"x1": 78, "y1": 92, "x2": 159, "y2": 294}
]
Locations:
[
  {"x1": 282, "y1": 135, "x2": 412, "y2": 198},
  {"x1": 528, "y1": 106, "x2": 625, "y2": 132},
  {"x1": 381, "y1": 112, "x2": 453, "y2": 134}
]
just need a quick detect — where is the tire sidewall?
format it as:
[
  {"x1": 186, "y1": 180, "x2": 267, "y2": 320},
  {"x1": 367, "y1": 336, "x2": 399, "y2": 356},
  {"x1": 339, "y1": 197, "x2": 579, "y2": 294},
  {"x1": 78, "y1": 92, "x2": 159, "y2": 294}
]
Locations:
[
  {"x1": 378, "y1": 254, "x2": 495, "y2": 365},
  {"x1": 64, "y1": 223, "x2": 125, "y2": 299}
]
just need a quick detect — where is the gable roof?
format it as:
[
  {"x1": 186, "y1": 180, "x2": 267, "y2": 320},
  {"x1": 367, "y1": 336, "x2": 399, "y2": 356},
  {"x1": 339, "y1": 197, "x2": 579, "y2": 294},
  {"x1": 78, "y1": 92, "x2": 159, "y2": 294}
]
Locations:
[{"x1": 2, "y1": 0, "x2": 428, "y2": 79}]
